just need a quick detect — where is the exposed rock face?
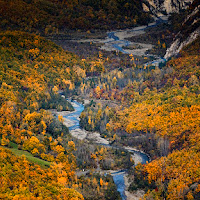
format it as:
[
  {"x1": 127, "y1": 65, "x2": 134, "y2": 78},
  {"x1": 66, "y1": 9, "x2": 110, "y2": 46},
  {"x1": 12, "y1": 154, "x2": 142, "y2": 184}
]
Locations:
[
  {"x1": 164, "y1": 28, "x2": 200, "y2": 59},
  {"x1": 164, "y1": 1, "x2": 200, "y2": 59},
  {"x1": 143, "y1": 0, "x2": 194, "y2": 14},
  {"x1": 143, "y1": 0, "x2": 199, "y2": 59}
]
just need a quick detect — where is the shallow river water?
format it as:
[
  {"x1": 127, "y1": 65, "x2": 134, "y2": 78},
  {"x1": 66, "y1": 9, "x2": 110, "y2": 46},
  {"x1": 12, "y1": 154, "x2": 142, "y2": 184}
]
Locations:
[
  {"x1": 76, "y1": 16, "x2": 168, "y2": 67},
  {"x1": 58, "y1": 18, "x2": 171, "y2": 198},
  {"x1": 60, "y1": 100, "x2": 149, "y2": 200}
]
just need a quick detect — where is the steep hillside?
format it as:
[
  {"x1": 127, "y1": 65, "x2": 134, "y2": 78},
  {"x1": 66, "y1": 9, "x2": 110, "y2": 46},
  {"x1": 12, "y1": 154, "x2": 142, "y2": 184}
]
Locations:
[
  {"x1": 143, "y1": 0, "x2": 194, "y2": 15},
  {"x1": 0, "y1": 31, "x2": 88, "y2": 110},
  {"x1": 165, "y1": 0, "x2": 200, "y2": 58},
  {"x1": 0, "y1": 31, "x2": 89, "y2": 199},
  {"x1": 0, "y1": 0, "x2": 152, "y2": 32}
]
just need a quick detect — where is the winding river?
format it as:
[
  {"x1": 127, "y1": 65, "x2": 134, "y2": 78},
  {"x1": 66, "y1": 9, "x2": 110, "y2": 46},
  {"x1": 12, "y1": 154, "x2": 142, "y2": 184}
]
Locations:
[
  {"x1": 76, "y1": 16, "x2": 168, "y2": 67},
  {"x1": 57, "y1": 100, "x2": 149, "y2": 200},
  {"x1": 57, "y1": 17, "x2": 171, "y2": 199}
]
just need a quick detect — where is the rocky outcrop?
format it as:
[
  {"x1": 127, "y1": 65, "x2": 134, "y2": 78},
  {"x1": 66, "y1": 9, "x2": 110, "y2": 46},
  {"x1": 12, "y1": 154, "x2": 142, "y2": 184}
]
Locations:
[
  {"x1": 164, "y1": 28, "x2": 200, "y2": 59},
  {"x1": 143, "y1": 0, "x2": 194, "y2": 15},
  {"x1": 164, "y1": 1, "x2": 200, "y2": 59}
]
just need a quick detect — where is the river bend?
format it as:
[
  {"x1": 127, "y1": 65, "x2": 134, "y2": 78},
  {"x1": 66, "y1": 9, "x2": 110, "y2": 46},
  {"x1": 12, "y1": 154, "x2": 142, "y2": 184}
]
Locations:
[{"x1": 56, "y1": 100, "x2": 149, "y2": 200}]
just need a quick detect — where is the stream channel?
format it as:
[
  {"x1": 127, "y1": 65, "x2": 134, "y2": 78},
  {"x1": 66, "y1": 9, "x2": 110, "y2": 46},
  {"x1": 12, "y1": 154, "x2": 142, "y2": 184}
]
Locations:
[
  {"x1": 57, "y1": 17, "x2": 170, "y2": 199},
  {"x1": 77, "y1": 16, "x2": 168, "y2": 67},
  {"x1": 56, "y1": 100, "x2": 149, "y2": 200}
]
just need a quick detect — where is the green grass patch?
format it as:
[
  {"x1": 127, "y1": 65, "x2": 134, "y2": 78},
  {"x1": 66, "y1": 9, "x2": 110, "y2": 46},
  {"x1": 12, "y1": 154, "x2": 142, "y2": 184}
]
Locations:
[
  {"x1": 9, "y1": 141, "x2": 18, "y2": 149},
  {"x1": 0, "y1": 142, "x2": 51, "y2": 168},
  {"x1": 10, "y1": 148, "x2": 51, "y2": 168}
]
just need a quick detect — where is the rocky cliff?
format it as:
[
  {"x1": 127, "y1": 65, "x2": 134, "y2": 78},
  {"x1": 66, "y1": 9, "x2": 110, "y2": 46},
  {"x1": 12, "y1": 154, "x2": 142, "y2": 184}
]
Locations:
[
  {"x1": 164, "y1": 0, "x2": 200, "y2": 59},
  {"x1": 143, "y1": 0, "x2": 194, "y2": 15}
]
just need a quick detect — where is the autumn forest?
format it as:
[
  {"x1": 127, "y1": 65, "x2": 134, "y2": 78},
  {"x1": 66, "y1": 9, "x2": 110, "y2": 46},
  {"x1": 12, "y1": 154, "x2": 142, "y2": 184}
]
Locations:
[{"x1": 0, "y1": 0, "x2": 200, "y2": 200}]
